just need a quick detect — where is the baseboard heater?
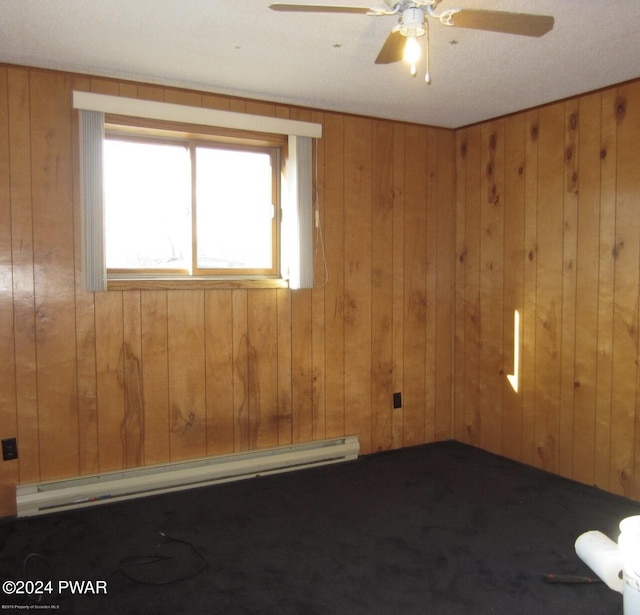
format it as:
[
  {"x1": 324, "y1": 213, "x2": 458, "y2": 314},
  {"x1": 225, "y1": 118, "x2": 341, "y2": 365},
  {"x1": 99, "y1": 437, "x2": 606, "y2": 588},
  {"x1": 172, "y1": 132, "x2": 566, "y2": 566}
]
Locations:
[{"x1": 16, "y1": 436, "x2": 360, "y2": 517}]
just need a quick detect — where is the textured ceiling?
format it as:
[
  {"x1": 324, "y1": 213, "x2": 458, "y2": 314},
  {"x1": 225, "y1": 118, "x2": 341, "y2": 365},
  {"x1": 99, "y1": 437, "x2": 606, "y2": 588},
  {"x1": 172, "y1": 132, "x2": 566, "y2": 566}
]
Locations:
[{"x1": 1, "y1": 0, "x2": 639, "y2": 127}]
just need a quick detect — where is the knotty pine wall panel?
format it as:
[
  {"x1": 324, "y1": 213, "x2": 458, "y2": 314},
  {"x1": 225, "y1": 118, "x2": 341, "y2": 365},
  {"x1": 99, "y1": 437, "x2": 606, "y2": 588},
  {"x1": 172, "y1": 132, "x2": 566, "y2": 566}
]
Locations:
[
  {"x1": 610, "y1": 82, "x2": 640, "y2": 497},
  {"x1": 454, "y1": 79, "x2": 640, "y2": 500},
  {"x1": 533, "y1": 103, "x2": 565, "y2": 473},
  {"x1": 571, "y1": 93, "x2": 602, "y2": 487},
  {"x1": 141, "y1": 290, "x2": 171, "y2": 465},
  {"x1": 343, "y1": 116, "x2": 373, "y2": 452},
  {"x1": 0, "y1": 69, "x2": 16, "y2": 510},
  {"x1": 371, "y1": 120, "x2": 395, "y2": 453},
  {"x1": 402, "y1": 125, "x2": 428, "y2": 447},
  {"x1": 521, "y1": 110, "x2": 539, "y2": 469},
  {"x1": 478, "y1": 121, "x2": 505, "y2": 454},
  {"x1": 0, "y1": 64, "x2": 455, "y2": 516},
  {"x1": 30, "y1": 72, "x2": 80, "y2": 482},
  {"x1": 594, "y1": 88, "x2": 618, "y2": 491},
  {"x1": 7, "y1": 69, "x2": 41, "y2": 486},
  {"x1": 434, "y1": 127, "x2": 456, "y2": 441},
  {"x1": 501, "y1": 113, "x2": 526, "y2": 462}
]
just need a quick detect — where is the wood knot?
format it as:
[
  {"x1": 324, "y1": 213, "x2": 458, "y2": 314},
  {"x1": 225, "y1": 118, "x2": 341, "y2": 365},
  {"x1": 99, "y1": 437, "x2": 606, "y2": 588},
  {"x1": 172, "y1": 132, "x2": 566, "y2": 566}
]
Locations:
[
  {"x1": 460, "y1": 141, "x2": 467, "y2": 158},
  {"x1": 574, "y1": 381, "x2": 580, "y2": 388},
  {"x1": 530, "y1": 124, "x2": 538, "y2": 141},
  {"x1": 569, "y1": 171, "x2": 578, "y2": 191},
  {"x1": 612, "y1": 241, "x2": 624, "y2": 259},
  {"x1": 183, "y1": 411, "x2": 196, "y2": 434},
  {"x1": 489, "y1": 133, "x2": 497, "y2": 150},
  {"x1": 486, "y1": 162, "x2": 493, "y2": 178},
  {"x1": 569, "y1": 113, "x2": 578, "y2": 131},
  {"x1": 528, "y1": 250, "x2": 534, "y2": 262},
  {"x1": 518, "y1": 165, "x2": 524, "y2": 176},
  {"x1": 600, "y1": 148, "x2": 607, "y2": 160},
  {"x1": 565, "y1": 146, "x2": 573, "y2": 162},
  {"x1": 616, "y1": 98, "x2": 627, "y2": 121},
  {"x1": 488, "y1": 184, "x2": 499, "y2": 205}
]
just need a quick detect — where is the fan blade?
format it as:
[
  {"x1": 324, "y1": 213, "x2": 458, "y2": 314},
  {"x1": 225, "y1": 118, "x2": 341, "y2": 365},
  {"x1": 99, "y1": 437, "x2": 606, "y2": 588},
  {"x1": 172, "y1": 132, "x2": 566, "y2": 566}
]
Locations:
[
  {"x1": 375, "y1": 30, "x2": 405, "y2": 64},
  {"x1": 269, "y1": 3, "x2": 372, "y2": 14},
  {"x1": 447, "y1": 9, "x2": 554, "y2": 37}
]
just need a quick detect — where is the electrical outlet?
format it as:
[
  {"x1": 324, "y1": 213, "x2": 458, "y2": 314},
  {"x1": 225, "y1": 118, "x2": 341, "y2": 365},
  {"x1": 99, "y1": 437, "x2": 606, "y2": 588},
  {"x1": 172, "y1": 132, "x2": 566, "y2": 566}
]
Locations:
[
  {"x1": 393, "y1": 392, "x2": 402, "y2": 409},
  {"x1": 2, "y1": 438, "x2": 18, "y2": 461}
]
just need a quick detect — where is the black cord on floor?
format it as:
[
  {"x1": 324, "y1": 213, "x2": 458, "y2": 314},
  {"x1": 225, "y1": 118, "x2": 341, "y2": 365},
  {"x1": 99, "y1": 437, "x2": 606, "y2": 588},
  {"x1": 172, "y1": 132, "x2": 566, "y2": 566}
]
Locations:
[
  {"x1": 108, "y1": 532, "x2": 207, "y2": 585},
  {"x1": 544, "y1": 573, "x2": 603, "y2": 584},
  {"x1": 23, "y1": 552, "x2": 54, "y2": 580}
]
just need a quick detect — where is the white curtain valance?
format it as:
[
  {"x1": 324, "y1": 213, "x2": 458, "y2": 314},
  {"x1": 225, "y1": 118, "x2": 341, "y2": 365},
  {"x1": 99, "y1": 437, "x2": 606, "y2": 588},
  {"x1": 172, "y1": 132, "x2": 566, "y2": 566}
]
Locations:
[{"x1": 73, "y1": 91, "x2": 322, "y2": 139}]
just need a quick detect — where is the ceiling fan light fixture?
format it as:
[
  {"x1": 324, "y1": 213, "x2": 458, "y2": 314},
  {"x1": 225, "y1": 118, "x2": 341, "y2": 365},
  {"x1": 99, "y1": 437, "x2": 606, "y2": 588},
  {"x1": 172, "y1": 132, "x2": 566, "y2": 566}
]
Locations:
[
  {"x1": 270, "y1": 2, "x2": 554, "y2": 84},
  {"x1": 398, "y1": 8, "x2": 425, "y2": 77},
  {"x1": 399, "y1": 7, "x2": 425, "y2": 38}
]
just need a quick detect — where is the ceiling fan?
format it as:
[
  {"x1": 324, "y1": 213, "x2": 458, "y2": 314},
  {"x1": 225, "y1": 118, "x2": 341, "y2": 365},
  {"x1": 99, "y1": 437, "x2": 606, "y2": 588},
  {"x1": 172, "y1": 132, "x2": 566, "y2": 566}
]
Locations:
[{"x1": 269, "y1": 1, "x2": 554, "y2": 83}]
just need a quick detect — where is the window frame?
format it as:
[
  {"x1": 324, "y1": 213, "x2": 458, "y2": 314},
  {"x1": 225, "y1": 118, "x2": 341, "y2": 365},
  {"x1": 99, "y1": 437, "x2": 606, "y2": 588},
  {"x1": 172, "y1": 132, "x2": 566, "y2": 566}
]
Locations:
[
  {"x1": 75, "y1": 91, "x2": 321, "y2": 292},
  {"x1": 103, "y1": 116, "x2": 287, "y2": 287},
  {"x1": 190, "y1": 140, "x2": 280, "y2": 278}
]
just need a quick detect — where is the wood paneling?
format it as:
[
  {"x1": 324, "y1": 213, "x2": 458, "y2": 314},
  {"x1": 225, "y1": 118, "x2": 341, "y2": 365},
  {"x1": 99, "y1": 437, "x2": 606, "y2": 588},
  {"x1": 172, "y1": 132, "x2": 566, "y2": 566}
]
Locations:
[
  {"x1": 391, "y1": 125, "x2": 406, "y2": 450},
  {"x1": 141, "y1": 290, "x2": 171, "y2": 464},
  {"x1": 572, "y1": 93, "x2": 601, "y2": 486},
  {"x1": 501, "y1": 113, "x2": 525, "y2": 460},
  {"x1": 458, "y1": 125, "x2": 482, "y2": 445},
  {"x1": 610, "y1": 82, "x2": 640, "y2": 497},
  {"x1": 455, "y1": 80, "x2": 640, "y2": 499},
  {"x1": 0, "y1": 68, "x2": 18, "y2": 509},
  {"x1": 323, "y1": 113, "x2": 346, "y2": 441},
  {"x1": 0, "y1": 65, "x2": 455, "y2": 516},
  {"x1": 521, "y1": 110, "x2": 539, "y2": 467},
  {"x1": 4, "y1": 62, "x2": 640, "y2": 515},
  {"x1": 343, "y1": 115, "x2": 373, "y2": 452},
  {"x1": 371, "y1": 120, "x2": 394, "y2": 451},
  {"x1": 403, "y1": 125, "x2": 428, "y2": 447},
  {"x1": 478, "y1": 121, "x2": 505, "y2": 454},
  {"x1": 30, "y1": 72, "x2": 79, "y2": 481},
  {"x1": 95, "y1": 291, "x2": 125, "y2": 471},
  {"x1": 594, "y1": 89, "x2": 618, "y2": 490},
  {"x1": 434, "y1": 128, "x2": 455, "y2": 441},
  {"x1": 533, "y1": 103, "x2": 565, "y2": 473}
]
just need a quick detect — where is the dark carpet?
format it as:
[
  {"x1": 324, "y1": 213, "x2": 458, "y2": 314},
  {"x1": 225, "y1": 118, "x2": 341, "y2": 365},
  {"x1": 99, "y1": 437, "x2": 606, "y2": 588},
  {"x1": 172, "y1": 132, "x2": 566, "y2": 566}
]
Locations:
[{"x1": 1, "y1": 440, "x2": 638, "y2": 614}]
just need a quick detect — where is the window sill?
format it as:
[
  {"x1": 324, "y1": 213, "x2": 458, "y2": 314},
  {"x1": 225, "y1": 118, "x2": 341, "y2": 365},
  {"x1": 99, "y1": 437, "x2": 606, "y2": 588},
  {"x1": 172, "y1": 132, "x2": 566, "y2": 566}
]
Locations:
[{"x1": 106, "y1": 277, "x2": 290, "y2": 291}]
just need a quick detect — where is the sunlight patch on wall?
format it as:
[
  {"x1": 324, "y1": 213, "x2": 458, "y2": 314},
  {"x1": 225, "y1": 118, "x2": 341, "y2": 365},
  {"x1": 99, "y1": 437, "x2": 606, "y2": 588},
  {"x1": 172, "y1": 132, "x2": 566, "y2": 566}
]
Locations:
[{"x1": 507, "y1": 309, "x2": 520, "y2": 393}]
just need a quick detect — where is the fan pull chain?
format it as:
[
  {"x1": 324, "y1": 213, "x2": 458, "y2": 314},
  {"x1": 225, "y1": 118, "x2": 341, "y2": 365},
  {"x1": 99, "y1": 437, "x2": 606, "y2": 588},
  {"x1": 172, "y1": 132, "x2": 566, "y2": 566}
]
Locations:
[{"x1": 424, "y1": 19, "x2": 431, "y2": 84}]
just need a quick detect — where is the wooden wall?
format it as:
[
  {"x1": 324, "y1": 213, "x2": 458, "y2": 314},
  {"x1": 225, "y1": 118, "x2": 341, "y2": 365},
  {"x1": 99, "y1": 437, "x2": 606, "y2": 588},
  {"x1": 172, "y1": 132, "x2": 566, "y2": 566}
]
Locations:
[
  {"x1": 454, "y1": 80, "x2": 640, "y2": 500},
  {"x1": 6, "y1": 62, "x2": 639, "y2": 518},
  {"x1": 0, "y1": 65, "x2": 455, "y2": 516}
]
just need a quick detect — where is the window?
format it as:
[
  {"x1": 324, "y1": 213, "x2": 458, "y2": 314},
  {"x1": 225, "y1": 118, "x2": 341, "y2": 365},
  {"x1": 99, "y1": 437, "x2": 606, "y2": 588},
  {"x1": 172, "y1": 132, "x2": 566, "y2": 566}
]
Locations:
[
  {"x1": 103, "y1": 129, "x2": 280, "y2": 278},
  {"x1": 75, "y1": 92, "x2": 321, "y2": 291}
]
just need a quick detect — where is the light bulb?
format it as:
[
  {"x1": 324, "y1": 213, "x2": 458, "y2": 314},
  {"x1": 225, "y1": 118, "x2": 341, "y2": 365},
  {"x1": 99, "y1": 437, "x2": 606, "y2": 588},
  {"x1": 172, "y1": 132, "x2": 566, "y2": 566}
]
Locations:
[{"x1": 403, "y1": 35, "x2": 421, "y2": 73}]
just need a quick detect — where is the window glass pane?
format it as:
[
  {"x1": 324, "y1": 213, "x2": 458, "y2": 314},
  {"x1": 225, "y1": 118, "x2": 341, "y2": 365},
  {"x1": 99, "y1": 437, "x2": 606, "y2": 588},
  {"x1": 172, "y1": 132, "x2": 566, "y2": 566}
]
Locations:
[
  {"x1": 104, "y1": 139, "x2": 191, "y2": 270},
  {"x1": 196, "y1": 147, "x2": 274, "y2": 270}
]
